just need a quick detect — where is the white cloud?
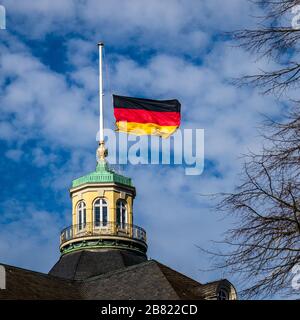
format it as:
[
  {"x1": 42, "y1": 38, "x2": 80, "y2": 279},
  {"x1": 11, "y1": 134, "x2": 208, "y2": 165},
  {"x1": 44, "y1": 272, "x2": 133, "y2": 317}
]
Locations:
[
  {"x1": 3, "y1": 0, "x2": 76, "y2": 38},
  {"x1": 0, "y1": 200, "x2": 64, "y2": 272},
  {"x1": 31, "y1": 148, "x2": 57, "y2": 167},
  {"x1": 3, "y1": 0, "x2": 258, "y2": 53},
  {"x1": 5, "y1": 149, "x2": 23, "y2": 161},
  {"x1": 0, "y1": 35, "x2": 97, "y2": 149}
]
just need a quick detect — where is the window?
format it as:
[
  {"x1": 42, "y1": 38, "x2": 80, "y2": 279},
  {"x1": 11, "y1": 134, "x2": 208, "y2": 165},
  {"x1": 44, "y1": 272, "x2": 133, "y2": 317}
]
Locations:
[
  {"x1": 94, "y1": 198, "x2": 108, "y2": 227},
  {"x1": 217, "y1": 288, "x2": 229, "y2": 300},
  {"x1": 77, "y1": 201, "x2": 86, "y2": 231},
  {"x1": 116, "y1": 200, "x2": 127, "y2": 228}
]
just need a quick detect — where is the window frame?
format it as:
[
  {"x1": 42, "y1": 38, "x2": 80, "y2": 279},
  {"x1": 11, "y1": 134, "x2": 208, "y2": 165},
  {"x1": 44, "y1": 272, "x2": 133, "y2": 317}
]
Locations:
[
  {"x1": 116, "y1": 199, "x2": 127, "y2": 229},
  {"x1": 77, "y1": 201, "x2": 86, "y2": 232},
  {"x1": 93, "y1": 198, "x2": 108, "y2": 228}
]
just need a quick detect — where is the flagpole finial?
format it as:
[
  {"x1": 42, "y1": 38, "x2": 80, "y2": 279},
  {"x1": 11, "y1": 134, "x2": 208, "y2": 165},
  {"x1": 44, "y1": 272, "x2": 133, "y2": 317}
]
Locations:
[
  {"x1": 98, "y1": 42, "x2": 104, "y2": 47},
  {"x1": 96, "y1": 140, "x2": 108, "y2": 163}
]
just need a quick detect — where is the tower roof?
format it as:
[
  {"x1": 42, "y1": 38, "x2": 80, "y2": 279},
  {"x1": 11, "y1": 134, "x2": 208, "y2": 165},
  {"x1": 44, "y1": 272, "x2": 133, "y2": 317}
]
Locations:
[
  {"x1": 49, "y1": 249, "x2": 147, "y2": 280},
  {"x1": 71, "y1": 161, "x2": 133, "y2": 189}
]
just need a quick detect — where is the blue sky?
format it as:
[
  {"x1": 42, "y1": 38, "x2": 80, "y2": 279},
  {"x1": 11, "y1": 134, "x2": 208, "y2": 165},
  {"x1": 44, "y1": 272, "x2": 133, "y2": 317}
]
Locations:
[{"x1": 0, "y1": 0, "x2": 288, "y2": 295}]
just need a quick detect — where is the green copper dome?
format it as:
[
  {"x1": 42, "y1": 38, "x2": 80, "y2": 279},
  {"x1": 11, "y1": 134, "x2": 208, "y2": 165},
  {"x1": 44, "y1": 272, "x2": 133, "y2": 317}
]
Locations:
[{"x1": 72, "y1": 161, "x2": 133, "y2": 188}]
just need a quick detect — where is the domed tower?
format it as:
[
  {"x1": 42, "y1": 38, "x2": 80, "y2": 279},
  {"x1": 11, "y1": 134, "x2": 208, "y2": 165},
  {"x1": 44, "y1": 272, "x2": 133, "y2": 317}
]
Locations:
[
  {"x1": 49, "y1": 43, "x2": 147, "y2": 280},
  {"x1": 49, "y1": 142, "x2": 147, "y2": 279},
  {"x1": 60, "y1": 144, "x2": 147, "y2": 256}
]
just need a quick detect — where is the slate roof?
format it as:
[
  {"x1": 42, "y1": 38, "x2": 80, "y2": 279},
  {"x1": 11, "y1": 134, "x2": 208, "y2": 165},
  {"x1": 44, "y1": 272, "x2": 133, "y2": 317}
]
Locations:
[
  {"x1": 49, "y1": 249, "x2": 147, "y2": 280},
  {"x1": 81, "y1": 260, "x2": 200, "y2": 300},
  {"x1": 0, "y1": 264, "x2": 80, "y2": 300},
  {"x1": 0, "y1": 250, "x2": 237, "y2": 300}
]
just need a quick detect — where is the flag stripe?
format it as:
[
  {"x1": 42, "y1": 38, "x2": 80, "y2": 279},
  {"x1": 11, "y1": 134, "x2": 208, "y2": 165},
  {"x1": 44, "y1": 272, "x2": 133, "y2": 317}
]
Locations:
[
  {"x1": 113, "y1": 95, "x2": 181, "y2": 112},
  {"x1": 116, "y1": 121, "x2": 178, "y2": 138},
  {"x1": 114, "y1": 108, "x2": 180, "y2": 126}
]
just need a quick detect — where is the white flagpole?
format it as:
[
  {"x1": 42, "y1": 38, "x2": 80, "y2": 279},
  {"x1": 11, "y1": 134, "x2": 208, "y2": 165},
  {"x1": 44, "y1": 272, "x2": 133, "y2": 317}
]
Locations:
[
  {"x1": 98, "y1": 42, "x2": 104, "y2": 143},
  {"x1": 96, "y1": 42, "x2": 107, "y2": 163}
]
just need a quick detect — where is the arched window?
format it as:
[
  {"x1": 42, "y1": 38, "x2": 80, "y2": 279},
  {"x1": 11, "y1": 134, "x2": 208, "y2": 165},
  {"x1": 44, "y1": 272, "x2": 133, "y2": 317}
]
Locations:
[
  {"x1": 116, "y1": 200, "x2": 127, "y2": 228},
  {"x1": 217, "y1": 288, "x2": 229, "y2": 300},
  {"x1": 94, "y1": 198, "x2": 108, "y2": 227},
  {"x1": 77, "y1": 201, "x2": 86, "y2": 231}
]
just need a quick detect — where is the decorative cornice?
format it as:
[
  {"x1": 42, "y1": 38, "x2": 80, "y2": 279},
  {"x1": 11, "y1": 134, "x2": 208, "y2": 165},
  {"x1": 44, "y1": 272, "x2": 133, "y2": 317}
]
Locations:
[
  {"x1": 72, "y1": 162, "x2": 133, "y2": 189},
  {"x1": 60, "y1": 237, "x2": 147, "y2": 256}
]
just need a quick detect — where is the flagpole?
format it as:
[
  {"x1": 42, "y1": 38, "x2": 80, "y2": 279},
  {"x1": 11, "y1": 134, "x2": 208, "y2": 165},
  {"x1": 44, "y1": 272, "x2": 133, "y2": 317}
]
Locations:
[
  {"x1": 98, "y1": 42, "x2": 104, "y2": 143},
  {"x1": 97, "y1": 42, "x2": 107, "y2": 163}
]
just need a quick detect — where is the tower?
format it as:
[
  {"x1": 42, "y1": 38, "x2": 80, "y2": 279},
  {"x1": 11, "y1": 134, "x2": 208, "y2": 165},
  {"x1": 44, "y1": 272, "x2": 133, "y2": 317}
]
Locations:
[
  {"x1": 49, "y1": 143, "x2": 147, "y2": 280},
  {"x1": 59, "y1": 145, "x2": 147, "y2": 257},
  {"x1": 49, "y1": 43, "x2": 147, "y2": 280}
]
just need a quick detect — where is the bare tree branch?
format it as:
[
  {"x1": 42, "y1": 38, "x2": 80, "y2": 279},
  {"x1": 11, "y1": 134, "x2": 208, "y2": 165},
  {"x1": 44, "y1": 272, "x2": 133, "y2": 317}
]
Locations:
[
  {"x1": 232, "y1": 0, "x2": 300, "y2": 95},
  {"x1": 209, "y1": 107, "x2": 300, "y2": 298}
]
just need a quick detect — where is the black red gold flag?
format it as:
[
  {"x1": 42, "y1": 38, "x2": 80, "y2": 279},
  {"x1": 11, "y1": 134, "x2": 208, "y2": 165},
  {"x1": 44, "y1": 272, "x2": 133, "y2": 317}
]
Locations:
[{"x1": 113, "y1": 95, "x2": 181, "y2": 138}]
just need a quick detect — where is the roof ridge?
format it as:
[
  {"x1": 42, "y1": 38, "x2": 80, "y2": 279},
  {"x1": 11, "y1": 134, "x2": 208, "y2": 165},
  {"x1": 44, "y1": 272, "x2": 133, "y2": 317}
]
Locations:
[
  {"x1": 202, "y1": 279, "x2": 228, "y2": 286},
  {"x1": 152, "y1": 261, "x2": 205, "y2": 300},
  {"x1": 0, "y1": 262, "x2": 74, "y2": 283},
  {"x1": 72, "y1": 250, "x2": 85, "y2": 281},
  {"x1": 153, "y1": 260, "x2": 202, "y2": 286},
  {"x1": 119, "y1": 250, "x2": 126, "y2": 266},
  {"x1": 83, "y1": 259, "x2": 154, "y2": 282}
]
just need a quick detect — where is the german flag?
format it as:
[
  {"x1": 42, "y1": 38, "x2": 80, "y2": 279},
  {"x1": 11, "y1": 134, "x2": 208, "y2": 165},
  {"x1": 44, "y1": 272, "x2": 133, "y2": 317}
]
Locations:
[{"x1": 113, "y1": 95, "x2": 181, "y2": 138}]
